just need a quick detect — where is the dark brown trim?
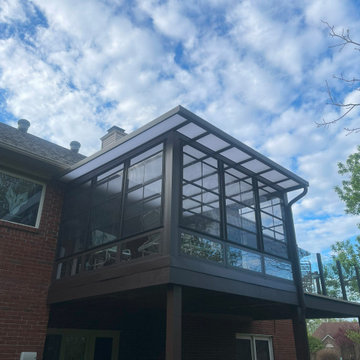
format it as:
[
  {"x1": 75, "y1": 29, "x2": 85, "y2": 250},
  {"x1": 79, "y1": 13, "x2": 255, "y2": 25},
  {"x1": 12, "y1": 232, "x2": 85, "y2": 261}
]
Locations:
[{"x1": 166, "y1": 285, "x2": 182, "y2": 360}]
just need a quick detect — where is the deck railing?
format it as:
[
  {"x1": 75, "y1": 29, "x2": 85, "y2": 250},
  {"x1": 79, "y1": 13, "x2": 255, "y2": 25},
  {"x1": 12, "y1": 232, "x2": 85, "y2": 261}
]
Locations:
[
  {"x1": 299, "y1": 249, "x2": 360, "y2": 303},
  {"x1": 54, "y1": 230, "x2": 162, "y2": 280}
]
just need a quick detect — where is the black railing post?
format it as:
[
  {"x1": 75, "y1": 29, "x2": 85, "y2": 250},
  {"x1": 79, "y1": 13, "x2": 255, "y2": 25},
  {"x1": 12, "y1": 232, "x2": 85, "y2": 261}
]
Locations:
[
  {"x1": 316, "y1": 253, "x2": 327, "y2": 296},
  {"x1": 355, "y1": 265, "x2": 360, "y2": 294},
  {"x1": 336, "y1": 260, "x2": 348, "y2": 301}
]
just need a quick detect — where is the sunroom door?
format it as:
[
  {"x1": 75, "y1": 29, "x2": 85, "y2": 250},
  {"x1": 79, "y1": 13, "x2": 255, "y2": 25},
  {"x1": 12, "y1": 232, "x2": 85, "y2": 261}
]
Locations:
[{"x1": 43, "y1": 329, "x2": 119, "y2": 360}]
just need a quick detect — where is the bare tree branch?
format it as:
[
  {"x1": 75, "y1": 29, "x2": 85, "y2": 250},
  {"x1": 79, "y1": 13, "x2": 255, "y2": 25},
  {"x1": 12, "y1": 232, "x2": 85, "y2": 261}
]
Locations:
[
  {"x1": 318, "y1": 21, "x2": 360, "y2": 133},
  {"x1": 333, "y1": 74, "x2": 360, "y2": 84},
  {"x1": 322, "y1": 20, "x2": 360, "y2": 50}
]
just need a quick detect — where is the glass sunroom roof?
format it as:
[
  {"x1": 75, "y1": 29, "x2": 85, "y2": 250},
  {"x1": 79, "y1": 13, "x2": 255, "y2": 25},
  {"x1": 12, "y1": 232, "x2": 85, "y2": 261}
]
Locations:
[{"x1": 61, "y1": 106, "x2": 308, "y2": 192}]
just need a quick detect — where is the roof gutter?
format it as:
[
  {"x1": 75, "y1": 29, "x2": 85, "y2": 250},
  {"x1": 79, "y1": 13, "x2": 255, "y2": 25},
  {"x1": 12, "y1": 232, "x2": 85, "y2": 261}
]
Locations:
[
  {"x1": 285, "y1": 185, "x2": 311, "y2": 360},
  {"x1": 288, "y1": 186, "x2": 308, "y2": 208}
]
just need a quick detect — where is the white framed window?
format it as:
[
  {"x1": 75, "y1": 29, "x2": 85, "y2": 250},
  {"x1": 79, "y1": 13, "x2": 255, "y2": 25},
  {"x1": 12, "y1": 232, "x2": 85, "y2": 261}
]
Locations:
[
  {"x1": 236, "y1": 334, "x2": 274, "y2": 360},
  {"x1": 0, "y1": 170, "x2": 46, "y2": 228}
]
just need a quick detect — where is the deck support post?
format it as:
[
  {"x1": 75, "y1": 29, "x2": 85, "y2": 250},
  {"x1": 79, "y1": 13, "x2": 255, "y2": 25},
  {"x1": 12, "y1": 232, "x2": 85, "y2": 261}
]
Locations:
[
  {"x1": 285, "y1": 191, "x2": 310, "y2": 360},
  {"x1": 292, "y1": 307, "x2": 310, "y2": 360},
  {"x1": 166, "y1": 285, "x2": 182, "y2": 360}
]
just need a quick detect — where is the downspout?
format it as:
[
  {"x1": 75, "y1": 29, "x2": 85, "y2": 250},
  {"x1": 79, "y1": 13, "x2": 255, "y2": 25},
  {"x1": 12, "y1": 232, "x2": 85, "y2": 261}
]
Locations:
[{"x1": 285, "y1": 186, "x2": 310, "y2": 360}]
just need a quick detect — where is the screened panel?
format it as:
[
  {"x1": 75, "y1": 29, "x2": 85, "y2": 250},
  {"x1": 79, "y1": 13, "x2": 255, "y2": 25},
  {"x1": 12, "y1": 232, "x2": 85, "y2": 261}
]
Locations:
[
  {"x1": 58, "y1": 181, "x2": 92, "y2": 257},
  {"x1": 224, "y1": 168, "x2": 257, "y2": 249},
  {"x1": 89, "y1": 166, "x2": 123, "y2": 248},
  {"x1": 181, "y1": 145, "x2": 221, "y2": 237},
  {"x1": 58, "y1": 143, "x2": 164, "y2": 260},
  {"x1": 259, "y1": 188, "x2": 288, "y2": 258},
  {"x1": 123, "y1": 146, "x2": 163, "y2": 237}
]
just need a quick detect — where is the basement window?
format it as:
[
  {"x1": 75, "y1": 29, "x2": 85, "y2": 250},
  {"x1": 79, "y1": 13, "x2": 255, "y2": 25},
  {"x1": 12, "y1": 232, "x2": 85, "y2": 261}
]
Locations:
[{"x1": 0, "y1": 170, "x2": 45, "y2": 228}]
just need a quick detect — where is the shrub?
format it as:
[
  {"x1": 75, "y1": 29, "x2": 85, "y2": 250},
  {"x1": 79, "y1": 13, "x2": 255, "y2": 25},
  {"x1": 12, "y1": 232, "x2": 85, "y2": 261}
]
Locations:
[
  {"x1": 308, "y1": 336, "x2": 324, "y2": 354},
  {"x1": 316, "y1": 348, "x2": 339, "y2": 360}
]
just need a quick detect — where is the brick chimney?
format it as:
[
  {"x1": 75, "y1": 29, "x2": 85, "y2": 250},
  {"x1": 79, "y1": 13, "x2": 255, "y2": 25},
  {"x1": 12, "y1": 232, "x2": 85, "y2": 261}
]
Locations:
[{"x1": 100, "y1": 126, "x2": 126, "y2": 150}]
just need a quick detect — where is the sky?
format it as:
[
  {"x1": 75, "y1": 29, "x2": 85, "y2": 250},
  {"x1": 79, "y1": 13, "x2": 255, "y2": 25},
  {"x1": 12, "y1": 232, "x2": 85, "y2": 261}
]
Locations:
[{"x1": 1, "y1": 0, "x2": 360, "y2": 254}]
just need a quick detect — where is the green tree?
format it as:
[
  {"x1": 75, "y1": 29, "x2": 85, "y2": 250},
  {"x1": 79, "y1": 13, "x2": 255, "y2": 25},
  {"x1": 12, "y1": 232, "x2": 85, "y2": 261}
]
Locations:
[
  {"x1": 308, "y1": 335, "x2": 324, "y2": 354},
  {"x1": 335, "y1": 146, "x2": 360, "y2": 224},
  {"x1": 346, "y1": 329, "x2": 360, "y2": 344},
  {"x1": 324, "y1": 237, "x2": 360, "y2": 301}
]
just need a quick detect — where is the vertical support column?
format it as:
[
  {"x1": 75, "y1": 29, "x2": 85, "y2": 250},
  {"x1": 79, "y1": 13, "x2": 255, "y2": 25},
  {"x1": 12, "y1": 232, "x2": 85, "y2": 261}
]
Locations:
[
  {"x1": 166, "y1": 285, "x2": 182, "y2": 360},
  {"x1": 292, "y1": 308, "x2": 310, "y2": 360},
  {"x1": 316, "y1": 253, "x2": 327, "y2": 296},
  {"x1": 284, "y1": 192, "x2": 310, "y2": 360},
  {"x1": 163, "y1": 133, "x2": 181, "y2": 256}
]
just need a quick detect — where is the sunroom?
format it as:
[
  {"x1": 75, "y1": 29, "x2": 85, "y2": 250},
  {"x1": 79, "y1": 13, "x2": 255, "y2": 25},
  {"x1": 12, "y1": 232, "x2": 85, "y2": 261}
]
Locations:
[
  {"x1": 51, "y1": 105, "x2": 309, "y2": 302},
  {"x1": 46, "y1": 106, "x2": 360, "y2": 360}
]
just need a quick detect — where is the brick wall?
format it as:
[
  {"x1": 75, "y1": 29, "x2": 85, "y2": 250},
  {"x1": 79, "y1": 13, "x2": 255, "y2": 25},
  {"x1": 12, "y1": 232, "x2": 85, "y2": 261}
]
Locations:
[
  {"x1": 0, "y1": 181, "x2": 63, "y2": 360},
  {"x1": 183, "y1": 317, "x2": 296, "y2": 360}
]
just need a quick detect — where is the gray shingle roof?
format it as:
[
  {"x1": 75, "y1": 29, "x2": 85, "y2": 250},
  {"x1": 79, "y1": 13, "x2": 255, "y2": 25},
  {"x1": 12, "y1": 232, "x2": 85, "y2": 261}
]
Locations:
[{"x1": 0, "y1": 121, "x2": 86, "y2": 167}]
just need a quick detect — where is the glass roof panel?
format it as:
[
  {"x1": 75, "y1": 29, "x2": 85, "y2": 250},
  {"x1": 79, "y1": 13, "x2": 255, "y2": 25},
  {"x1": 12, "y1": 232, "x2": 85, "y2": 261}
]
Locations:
[
  {"x1": 263, "y1": 186, "x2": 277, "y2": 193},
  {"x1": 130, "y1": 143, "x2": 163, "y2": 165},
  {"x1": 183, "y1": 145, "x2": 206, "y2": 159},
  {"x1": 224, "y1": 167, "x2": 248, "y2": 179},
  {"x1": 261, "y1": 170, "x2": 288, "y2": 182},
  {"x1": 220, "y1": 147, "x2": 251, "y2": 163},
  {"x1": 203, "y1": 157, "x2": 218, "y2": 167},
  {"x1": 241, "y1": 159, "x2": 270, "y2": 173},
  {"x1": 177, "y1": 122, "x2": 207, "y2": 139},
  {"x1": 62, "y1": 113, "x2": 187, "y2": 182},
  {"x1": 196, "y1": 134, "x2": 230, "y2": 151},
  {"x1": 277, "y1": 179, "x2": 299, "y2": 189}
]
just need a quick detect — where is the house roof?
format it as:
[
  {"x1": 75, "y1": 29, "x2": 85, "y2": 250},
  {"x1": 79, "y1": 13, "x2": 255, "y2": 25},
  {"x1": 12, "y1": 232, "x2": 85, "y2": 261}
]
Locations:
[
  {"x1": 313, "y1": 322, "x2": 359, "y2": 341},
  {"x1": 60, "y1": 105, "x2": 309, "y2": 193},
  {"x1": 0, "y1": 121, "x2": 85, "y2": 168}
]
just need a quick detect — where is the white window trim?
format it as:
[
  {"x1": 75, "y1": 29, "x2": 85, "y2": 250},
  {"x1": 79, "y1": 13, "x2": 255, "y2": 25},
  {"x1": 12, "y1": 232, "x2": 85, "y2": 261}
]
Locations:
[
  {"x1": 236, "y1": 333, "x2": 274, "y2": 360},
  {"x1": 0, "y1": 169, "x2": 46, "y2": 228}
]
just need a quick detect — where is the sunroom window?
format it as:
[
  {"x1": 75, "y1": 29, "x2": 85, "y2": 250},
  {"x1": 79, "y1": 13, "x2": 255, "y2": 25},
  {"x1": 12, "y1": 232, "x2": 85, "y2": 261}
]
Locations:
[
  {"x1": 57, "y1": 143, "x2": 164, "y2": 259},
  {"x1": 179, "y1": 142, "x2": 292, "y2": 281},
  {"x1": 0, "y1": 170, "x2": 44, "y2": 227}
]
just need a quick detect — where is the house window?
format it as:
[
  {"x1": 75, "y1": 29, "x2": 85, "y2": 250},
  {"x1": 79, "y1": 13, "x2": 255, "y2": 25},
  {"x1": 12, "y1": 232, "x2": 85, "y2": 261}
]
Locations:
[
  {"x1": 236, "y1": 334, "x2": 274, "y2": 360},
  {"x1": 0, "y1": 170, "x2": 45, "y2": 227}
]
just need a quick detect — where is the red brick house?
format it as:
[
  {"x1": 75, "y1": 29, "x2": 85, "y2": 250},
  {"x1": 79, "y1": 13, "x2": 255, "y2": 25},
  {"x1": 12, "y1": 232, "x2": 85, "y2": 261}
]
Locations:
[
  {"x1": 313, "y1": 322, "x2": 360, "y2": 360},
  {"x1": 1, "y1": 106, "x2": 360, "y2": 360}
]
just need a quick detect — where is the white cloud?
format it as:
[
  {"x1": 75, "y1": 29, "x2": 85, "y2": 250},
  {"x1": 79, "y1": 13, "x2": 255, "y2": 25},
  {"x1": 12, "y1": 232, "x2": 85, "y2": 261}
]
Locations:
[
  {"x1": 0, "y1": 0, "x2": 27, "y2": 23},
  {"x1": 0, "y1": 0, "x2": 359, "y2": 254}
]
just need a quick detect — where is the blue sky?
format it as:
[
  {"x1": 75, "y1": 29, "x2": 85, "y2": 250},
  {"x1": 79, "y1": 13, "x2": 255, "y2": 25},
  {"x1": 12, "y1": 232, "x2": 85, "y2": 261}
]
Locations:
[{"x1": 1, "y1": 0, "x2": 360, "y2": 253}]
